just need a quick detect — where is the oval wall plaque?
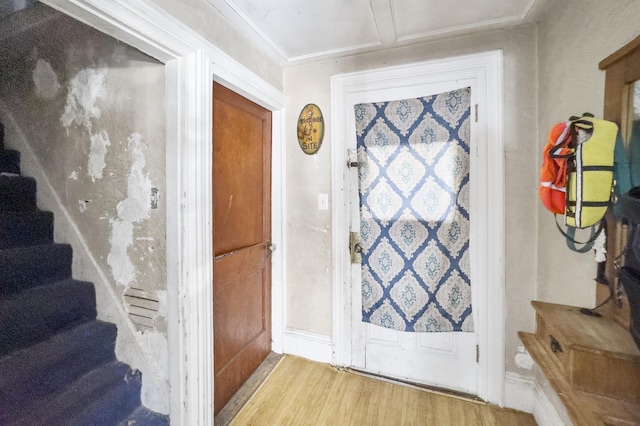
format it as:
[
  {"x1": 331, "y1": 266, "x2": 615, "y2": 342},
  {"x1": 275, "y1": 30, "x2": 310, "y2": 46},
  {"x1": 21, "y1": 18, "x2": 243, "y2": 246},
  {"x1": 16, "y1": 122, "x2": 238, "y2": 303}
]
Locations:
[{"x1": 297, "y1": 103, "x2": 324, "y2": 155}]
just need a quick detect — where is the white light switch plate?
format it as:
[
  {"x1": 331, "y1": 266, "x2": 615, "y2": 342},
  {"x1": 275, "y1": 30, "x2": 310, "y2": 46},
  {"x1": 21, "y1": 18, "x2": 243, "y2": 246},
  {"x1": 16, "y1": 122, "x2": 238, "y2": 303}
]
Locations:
[{"x1": 318, "y1": 193, "x2": 329, "y2": 210}]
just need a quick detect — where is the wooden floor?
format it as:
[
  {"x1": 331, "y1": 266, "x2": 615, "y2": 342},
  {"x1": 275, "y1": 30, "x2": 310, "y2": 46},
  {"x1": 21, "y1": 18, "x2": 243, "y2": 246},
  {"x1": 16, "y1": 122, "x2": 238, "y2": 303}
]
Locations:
[{"x1": 230, "y1": 355, "x2": 536, "y2": 425}]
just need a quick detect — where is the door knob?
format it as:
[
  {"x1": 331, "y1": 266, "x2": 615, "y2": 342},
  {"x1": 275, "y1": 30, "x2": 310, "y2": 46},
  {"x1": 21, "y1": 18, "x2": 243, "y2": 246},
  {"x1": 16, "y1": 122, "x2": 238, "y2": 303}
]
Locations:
[
  {"x1": 267, "y1": 242, "x2": 276, "y2": 258},
  {"x1": 353, "y1": 243, "x2": 362, "y2": 253}
]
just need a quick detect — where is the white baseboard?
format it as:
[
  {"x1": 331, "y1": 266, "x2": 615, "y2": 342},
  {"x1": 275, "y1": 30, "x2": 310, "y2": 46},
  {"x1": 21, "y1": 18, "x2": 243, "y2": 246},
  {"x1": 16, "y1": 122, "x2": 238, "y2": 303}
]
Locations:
[
  {"x1": 283, "y1": 328, "x2": 333, "y2": 364},
  {"x1": 532, "y1": 385, "x2": 567, "y2": 426},
  {"x1": 504, "y1": 372, "x2": 534, "y2": 413},
  {"x1": 503, "y1": 370, "x2": 569, "y2": 425},
  {"x1": 532, "y1": 366, "x2": 572, "y2": 426}
]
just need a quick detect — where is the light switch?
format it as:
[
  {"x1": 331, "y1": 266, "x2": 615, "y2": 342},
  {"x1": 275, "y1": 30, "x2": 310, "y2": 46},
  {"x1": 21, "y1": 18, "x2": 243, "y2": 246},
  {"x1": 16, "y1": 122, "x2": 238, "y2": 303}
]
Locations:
[{"x1": 318, "y1": 193, "x2": 329, "y2": 210}]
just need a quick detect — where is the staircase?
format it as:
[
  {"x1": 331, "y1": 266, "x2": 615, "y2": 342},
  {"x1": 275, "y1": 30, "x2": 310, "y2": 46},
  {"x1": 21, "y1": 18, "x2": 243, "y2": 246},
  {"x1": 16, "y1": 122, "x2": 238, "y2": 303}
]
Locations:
[
  {"x1": 519, "y1": 301, "x2": 640, "y2": 425},
  {"x1": 0, "y1": 122, "x2": 169, "y2": 425}
]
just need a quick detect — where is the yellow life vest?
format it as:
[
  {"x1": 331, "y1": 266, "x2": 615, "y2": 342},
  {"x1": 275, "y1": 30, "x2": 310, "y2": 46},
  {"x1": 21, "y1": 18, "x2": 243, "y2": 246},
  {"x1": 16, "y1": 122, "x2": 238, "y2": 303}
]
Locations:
[{"x1": 565, "y1": 116, "x2": 618, "y2": 228}]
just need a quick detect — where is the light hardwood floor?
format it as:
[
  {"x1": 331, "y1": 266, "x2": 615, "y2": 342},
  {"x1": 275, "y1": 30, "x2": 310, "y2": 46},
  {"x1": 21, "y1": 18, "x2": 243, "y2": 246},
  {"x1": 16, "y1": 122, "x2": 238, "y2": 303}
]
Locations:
[{"x1": 230, "y1": 355, "x2": 536, "y2": 425}]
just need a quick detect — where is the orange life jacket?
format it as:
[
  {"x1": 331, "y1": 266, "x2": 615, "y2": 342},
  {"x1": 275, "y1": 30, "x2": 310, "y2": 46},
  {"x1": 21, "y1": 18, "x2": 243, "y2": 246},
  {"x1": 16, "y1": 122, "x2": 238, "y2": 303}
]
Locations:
[{"x1": 539, "y1": 121, "x2": 573, "y2": 214}]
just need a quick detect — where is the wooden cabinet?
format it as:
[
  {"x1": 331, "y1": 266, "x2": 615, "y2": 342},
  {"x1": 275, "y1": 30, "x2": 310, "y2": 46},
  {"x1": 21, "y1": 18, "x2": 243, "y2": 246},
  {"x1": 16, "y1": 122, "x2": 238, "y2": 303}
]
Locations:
[{"x1": 520, "y1": 301, "x2": 640, "y2": 425}]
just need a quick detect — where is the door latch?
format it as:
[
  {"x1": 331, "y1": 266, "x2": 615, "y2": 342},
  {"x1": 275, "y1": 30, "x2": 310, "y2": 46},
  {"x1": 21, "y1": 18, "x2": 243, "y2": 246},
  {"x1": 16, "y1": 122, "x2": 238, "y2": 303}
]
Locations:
[
  {"x1": 347, "y1": 149, "x2": 359, "y2": 168},
  {"x1": 350, "y1": 232, "x2": 362, "y2": 264}
]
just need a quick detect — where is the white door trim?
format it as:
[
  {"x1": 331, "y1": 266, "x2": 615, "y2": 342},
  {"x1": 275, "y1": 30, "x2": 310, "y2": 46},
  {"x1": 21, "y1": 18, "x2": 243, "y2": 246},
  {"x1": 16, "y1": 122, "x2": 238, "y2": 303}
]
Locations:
[
  {"x1": 330, "y1": 50, "x2": 505, "y2": 405},
  {"x1": 40, "y1": 1, "x2": 286, "y2": 424}
]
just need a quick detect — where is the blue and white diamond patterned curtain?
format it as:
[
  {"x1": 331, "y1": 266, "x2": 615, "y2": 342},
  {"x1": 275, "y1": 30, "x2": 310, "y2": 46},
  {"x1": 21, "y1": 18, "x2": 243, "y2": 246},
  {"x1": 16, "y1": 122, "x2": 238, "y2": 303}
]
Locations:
[{"x1": 354, "y1": 87, "x2": 473, "y2": 332}]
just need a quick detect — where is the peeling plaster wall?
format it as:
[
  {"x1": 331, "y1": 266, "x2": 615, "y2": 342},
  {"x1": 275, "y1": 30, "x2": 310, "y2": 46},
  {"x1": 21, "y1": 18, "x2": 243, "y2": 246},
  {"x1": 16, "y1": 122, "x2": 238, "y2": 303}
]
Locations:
[
  {"x1": 0, "y1": 7, "x2": 168, "y2": 412},
  {"x1": 283, "y1": 25, "x2": 539, "y2": 375}
]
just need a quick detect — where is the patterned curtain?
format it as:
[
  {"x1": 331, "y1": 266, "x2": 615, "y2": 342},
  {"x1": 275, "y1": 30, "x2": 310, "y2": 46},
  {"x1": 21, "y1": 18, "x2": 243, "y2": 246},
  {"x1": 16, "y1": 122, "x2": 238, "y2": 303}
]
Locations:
[{"x1": 354, "y1": 87, "x2": 473, "y2": 332}]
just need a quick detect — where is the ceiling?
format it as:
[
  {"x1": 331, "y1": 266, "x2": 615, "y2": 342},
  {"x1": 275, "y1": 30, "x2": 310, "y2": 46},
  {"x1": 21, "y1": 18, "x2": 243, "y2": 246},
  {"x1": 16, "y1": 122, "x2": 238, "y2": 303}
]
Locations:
[{"x1": 207, "y1": 0, "x2": 550, "y2": 65}]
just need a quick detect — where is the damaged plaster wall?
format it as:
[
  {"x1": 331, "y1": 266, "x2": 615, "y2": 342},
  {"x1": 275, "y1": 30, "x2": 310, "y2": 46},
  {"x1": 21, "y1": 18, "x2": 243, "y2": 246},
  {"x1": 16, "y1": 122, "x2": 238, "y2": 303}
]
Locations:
[{"x1": 0, "y1": 5, "x2": 168, "y2": 413}]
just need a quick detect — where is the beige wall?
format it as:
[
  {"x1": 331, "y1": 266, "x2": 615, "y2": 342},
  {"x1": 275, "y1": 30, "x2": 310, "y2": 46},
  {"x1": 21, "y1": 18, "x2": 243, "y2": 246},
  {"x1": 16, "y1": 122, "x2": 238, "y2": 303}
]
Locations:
[
  {"x1": 537, "y1": 1, "x2": 640, "y2": 304},
  {"x1": 284, "y1": 25, "x2": 540, "y2": 374},
  {"x1": 282, "y1": 0, "x2": 640, "y2": 379},
  {"x1": 284, "y1": 0, "x2": 640, "y2": 379},
  {"x1": 148, "y1": 0, "x2": 283, "y2": 91}
]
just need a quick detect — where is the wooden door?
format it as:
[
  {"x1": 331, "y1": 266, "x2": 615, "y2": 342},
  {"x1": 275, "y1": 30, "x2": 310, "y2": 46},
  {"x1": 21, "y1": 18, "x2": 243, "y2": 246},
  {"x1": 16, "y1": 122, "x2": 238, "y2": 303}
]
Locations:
[{"x1": 213, "y1": 82, "x2": 272, "y2": 414}]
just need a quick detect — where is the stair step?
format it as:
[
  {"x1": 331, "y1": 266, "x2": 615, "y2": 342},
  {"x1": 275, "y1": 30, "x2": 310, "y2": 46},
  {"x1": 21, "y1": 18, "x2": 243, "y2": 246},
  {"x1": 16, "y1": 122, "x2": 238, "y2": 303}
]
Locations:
[
  {"x1": 66, "y1": 367, "x2": 143, "y2": 426},
  {"x1": 0, "y1": 175, "x2": 37, "y2": 211},
  {"x1": 120, "y1": 406, "x2": 170, "y2": 426},
  {"x1": 11, "y1": 361, "x2": 140, "y2": 426},
  {"x1": 0, "y1": 321, "x2": 117, "y2": 424},
  {"x1": 531, "y1": 301, "x2": 640, "y2": 404},
  {"x1": 0, "y1": 120, "x2": 168, "y2": 423},
  {"x1": 0, "y1": 210, "x2": 54, "y2": 249},
  {"x1": 0, "y1": 243, "x2": 72, "y2": 295},
  {"x1": 0, "y1": 149, "x2": 20, "y2": 174},
  {"x1": 0, "y1": 279, "x2": 96, "y2": 356}
]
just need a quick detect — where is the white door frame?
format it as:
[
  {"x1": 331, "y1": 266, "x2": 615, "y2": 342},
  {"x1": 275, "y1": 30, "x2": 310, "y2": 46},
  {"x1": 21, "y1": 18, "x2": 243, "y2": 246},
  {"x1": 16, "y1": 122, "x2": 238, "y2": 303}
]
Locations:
[
  {"x1": 40, "y1": 1, "x2": 286, "y2": 424},
  {"x1": 330, "y1": 51, "x2": 505, "y2": 405}
]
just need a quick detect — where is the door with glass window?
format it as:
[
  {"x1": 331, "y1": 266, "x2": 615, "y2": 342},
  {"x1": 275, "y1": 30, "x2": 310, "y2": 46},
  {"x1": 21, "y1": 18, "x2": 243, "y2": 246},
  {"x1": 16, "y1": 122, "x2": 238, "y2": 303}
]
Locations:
[{"x1": 349, "y1": 81, "x2": 481, "y2": 395}]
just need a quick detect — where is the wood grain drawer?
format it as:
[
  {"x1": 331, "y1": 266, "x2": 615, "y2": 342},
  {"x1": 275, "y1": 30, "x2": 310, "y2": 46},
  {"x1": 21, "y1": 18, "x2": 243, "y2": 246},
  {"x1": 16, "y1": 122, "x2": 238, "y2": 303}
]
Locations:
[{"x1": 532, "y1": 301, "x2": 640, "y2": 404}]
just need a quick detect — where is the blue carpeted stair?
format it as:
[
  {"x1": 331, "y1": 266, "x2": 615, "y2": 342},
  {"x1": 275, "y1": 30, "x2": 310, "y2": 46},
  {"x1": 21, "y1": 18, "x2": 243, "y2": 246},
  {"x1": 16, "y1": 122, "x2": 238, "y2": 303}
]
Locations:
[{"x1": 0, "y1": 122, "x2": 169, "y2": 425}]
